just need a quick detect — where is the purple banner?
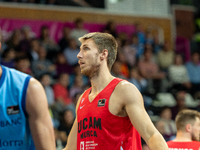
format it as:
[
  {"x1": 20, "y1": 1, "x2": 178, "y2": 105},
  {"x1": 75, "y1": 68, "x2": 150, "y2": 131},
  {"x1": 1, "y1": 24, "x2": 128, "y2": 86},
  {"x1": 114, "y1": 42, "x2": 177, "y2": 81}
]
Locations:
[{"x1": 0, "y1": 18, "x2": 135, "y2": 42}]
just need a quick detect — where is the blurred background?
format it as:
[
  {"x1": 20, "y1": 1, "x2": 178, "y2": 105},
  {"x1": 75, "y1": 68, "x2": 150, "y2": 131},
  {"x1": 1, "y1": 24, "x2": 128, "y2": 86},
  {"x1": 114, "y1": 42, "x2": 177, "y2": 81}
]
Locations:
[{"x1": 0, "y1": 0, "x2": 200, "y2": 149}]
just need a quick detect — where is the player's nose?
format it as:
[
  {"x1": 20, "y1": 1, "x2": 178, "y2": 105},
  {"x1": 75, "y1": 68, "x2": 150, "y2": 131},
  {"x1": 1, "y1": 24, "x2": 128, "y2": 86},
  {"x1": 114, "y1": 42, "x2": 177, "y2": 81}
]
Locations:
[{"x1": 77, "y1": 50, "x2": 83, "y2": 59}]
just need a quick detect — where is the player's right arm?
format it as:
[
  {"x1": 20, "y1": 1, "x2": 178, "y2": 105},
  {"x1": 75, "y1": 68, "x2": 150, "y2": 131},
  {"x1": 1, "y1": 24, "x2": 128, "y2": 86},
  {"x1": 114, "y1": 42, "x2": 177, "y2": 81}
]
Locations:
[
  {"x1": 116, "y1": 81, "x2": 168, "y2": 150},
  {"x1": 63, "y1": 94, "x2": 83, "y2": 150},
  {"x1": 26, "y1": 78, "x2": 56, "y2": 150}
]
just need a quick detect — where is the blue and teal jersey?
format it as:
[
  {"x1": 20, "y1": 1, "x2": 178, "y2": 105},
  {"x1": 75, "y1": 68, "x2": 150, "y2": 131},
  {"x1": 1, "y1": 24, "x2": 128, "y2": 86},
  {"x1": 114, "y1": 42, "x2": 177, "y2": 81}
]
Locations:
[{"x1": 0, "y1": 65, "x2": 35, "y2": 150}]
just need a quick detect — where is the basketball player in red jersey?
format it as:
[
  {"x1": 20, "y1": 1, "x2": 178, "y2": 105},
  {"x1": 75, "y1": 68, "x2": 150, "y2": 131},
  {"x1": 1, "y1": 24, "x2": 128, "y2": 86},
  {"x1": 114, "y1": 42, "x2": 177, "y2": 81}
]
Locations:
[
  {"x1": 63, "y1": 32, "x2": 168, "y2": 150},
  {"x1": 167, "y1": 109, "x2": 200, "y2": 150}
]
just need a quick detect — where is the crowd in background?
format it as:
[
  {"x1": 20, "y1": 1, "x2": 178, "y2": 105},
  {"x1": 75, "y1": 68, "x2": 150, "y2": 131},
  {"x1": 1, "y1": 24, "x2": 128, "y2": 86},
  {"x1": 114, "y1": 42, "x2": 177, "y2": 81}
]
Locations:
[{"x1": 1, "y1": 17, "x2": 200, "y2": 149}]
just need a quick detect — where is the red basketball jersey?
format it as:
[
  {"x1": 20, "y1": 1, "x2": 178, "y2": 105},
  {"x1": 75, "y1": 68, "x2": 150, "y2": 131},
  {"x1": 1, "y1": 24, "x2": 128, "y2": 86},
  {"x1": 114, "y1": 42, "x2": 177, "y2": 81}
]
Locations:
[
  {"x1": 77, "y1": 78, "x2": 142, "y2": 150},
  {"x1": 167, "y1": 141, "x2": 200, "y2": 150}
]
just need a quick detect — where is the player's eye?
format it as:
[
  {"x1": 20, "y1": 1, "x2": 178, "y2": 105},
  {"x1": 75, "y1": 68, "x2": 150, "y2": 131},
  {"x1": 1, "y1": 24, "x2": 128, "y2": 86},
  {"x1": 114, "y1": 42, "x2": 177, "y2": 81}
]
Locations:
[{"x1": 83, "y1": 47, "x2": 89, "y2": 51}]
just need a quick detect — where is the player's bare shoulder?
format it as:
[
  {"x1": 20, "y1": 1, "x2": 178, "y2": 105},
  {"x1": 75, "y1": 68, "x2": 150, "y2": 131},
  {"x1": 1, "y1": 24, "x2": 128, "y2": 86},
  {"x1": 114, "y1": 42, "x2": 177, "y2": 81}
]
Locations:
[
  {"x1": 114, "y1": 80, "x2": 143, "y2": 104},
  {"x1": 27, "y1": 78, "x2": 49, "y2": 100},
  {"x1": 115, "y1": 80, "x2": 140, "y2": 94},
  {"x1": 27, "y1": 77, "x2": 43, "y2": 94}
]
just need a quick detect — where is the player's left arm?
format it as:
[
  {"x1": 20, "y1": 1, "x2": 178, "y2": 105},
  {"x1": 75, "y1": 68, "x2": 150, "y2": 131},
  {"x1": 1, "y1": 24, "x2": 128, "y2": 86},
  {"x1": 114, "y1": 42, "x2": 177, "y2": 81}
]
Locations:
[
  {"x1": 26, "y1": 78, "x2": 56, "y2": 150},
  {"x1": 117, "y1": 81, "x2": 168, "y2": 150}
]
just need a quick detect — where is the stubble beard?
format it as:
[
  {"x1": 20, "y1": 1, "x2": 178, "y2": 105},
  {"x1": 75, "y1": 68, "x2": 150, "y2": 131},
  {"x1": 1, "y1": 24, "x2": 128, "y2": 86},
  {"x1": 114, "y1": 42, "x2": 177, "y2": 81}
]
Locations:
[
  {"x1": 191, "y1": 132, "x2": 199, "y2": 141},
  {"x1": 81, "y1": 53, "x2": 101, "y2": 79},
  {"x1": 81, "y1": 63, "x2": 100, "y2": 79}
]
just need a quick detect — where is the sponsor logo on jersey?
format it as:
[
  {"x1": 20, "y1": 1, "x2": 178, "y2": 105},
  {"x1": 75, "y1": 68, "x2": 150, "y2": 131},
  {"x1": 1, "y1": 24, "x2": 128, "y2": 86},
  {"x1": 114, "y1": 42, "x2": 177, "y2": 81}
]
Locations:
[
  {"x1": 97, "y1": 99, "x2": 106, "y2": 107},
  {"x1": 7, "y1": 105, "x2": 20, "y2": 115},
  {"x1": 0, "y1": 139, "x2": 23, "y2": 147},
  {"x1": 78, "y1": 117, "x2": 102, "y2": 139},
  {"x1": 0, "y1": 117, "x2": 22, "y2": 127},
  {"x1": 80, "y1": 141, "x2": 84, "y2": 150}
]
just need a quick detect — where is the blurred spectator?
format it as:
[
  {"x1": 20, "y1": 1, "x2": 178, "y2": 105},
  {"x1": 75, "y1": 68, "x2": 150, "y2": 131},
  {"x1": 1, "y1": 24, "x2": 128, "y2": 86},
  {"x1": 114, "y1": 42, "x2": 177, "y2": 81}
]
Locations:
[
  {"x1": 39, "y1": 25, "x2": 59, "y2": 60},
  {"x1": 145, "y1": 30, "x2": 154, "y2": 45},
  {"x1": 56, "y1": 108, "x2": 76, "y2": 148},
  {"x1": 0, "y1": 29, "x2": 8, "y2": 58},
  {"x1": 130, "y1": 33, "x2": 144, "y2": 60},
  {"x1": 103, "y1": 20, "x2": 118, "y2": 38},
  {"x1": 115, "y1": 37, "x2": 123, "y2": 53},
  {"x1": 58, "y1": 108, "x2": 75, "y2": 136},
  {"x1": 122, "y1": 40, "x2": 137, "y2": 68},
  {"x1": 57, "y1": 130, "x2": 67, "y2": 149},
  {"x1": 134, "y1": 23, "x2": 146, "y2": 45},
  {"x1": 159, "y1": 107, "x2": 176, "y2": 141},
  {"x1": 54, "y1": 128, "x2": 64, "y2": 150},
  {"x1": 128, "y1": 67, "x2": 152, "y2": 107},
  {"x1": 152, "y1": 33, "x2": 162, "y2": 54},
  {"x1": 154, "y1": 119, "x2": 169, "y2": 141},
  {"x1": 39, "y1": 73, "x2": 55, "y2": 107},
  {"x1": 72, "y1": 92, "x2": 81, "y2": 107},
  {"x1": 111, "y1": 61, "x2": 126, "y2": 79},
  {"x1": 141, "y1": 44, "x2": 157, "y2": 62},
  {"x1": 14, "y1": 55, "x2": 32, "y2": 75},
  {"x1": 117, "y1": 32, "x2": 128, "y2": 46},
  {"x1": 1, "y1": 47, "x2": 16, "y2": 68},
  {"x1": 31, "y1": 45, "x2": 56, "y2": 79},
  {"x1": 55, "y1": 52, "x2": 73, "y2": 77},
  {"x1": 54, "y1": 128, "x2": 68, "y2": 149},
  {"x1": 138, "y1": 48, "x2": 166, "y2": 94},
  {"x1": 128, "y1": 67, "x2": 147, "y2": 93},
  {"x1": 69, "y1": 75, "x2": 84, "y2": 98},
  {"x1": 171, "y1": 91, "x2": 188, "y2": 120},
  {"x1": 69, "y1": 64, "x2": 89, "y2": 88},
  {"x1": 175, "y1": 36, "x2": 191, "y2": 62},
  {"x1": 6, "y1": 29, "x2": 21, "y2": 52},
  {"x1": 63, "y1": 38, "x2": 79, "y2": 66},
  {"x1": 116, "y1": 51, "x2": 129, "y2": 78},
  {"x1": 19, "y1": 25, "x2": 35, "y2": 53},
  {"x1": 70, "y1": 18, "x2": 88, "y2": 47},
  {"x1": 168, "y1": 54, "x2": 191, "y2": 94},
  {"x1": 58, "y1": 26, "x2": 71, "y2": 51},
  {"x1": 53, "y1": 73, "x2": 72, "y2": 106},
  {"x1": 27, "y1": 38, "x2": 40, "y2": 62},
  {"x1": 157, "y1": 40, "x2": 174, "y2": 72},
  {"x1": 186, "y1": 52, "x2": 200, "y2": 96}
]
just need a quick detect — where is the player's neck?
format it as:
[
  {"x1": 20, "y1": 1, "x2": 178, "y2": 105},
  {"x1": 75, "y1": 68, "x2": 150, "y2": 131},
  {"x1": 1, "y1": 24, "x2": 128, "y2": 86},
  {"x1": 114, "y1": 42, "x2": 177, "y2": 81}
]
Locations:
[
  {"x1": 90, "y1": 68, "x2": 114, "y2": 94},
  {"x1": 173, "y1": 131, "x2": 192, "y2": 142}
]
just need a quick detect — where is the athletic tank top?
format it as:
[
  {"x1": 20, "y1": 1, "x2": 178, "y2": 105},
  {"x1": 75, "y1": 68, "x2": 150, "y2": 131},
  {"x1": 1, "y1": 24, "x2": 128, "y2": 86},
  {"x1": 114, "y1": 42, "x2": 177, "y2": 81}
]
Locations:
[
  {"x1": 77, "y1": 78, "x2": 142, "y2": 150},
  {"x1": 0, "y1": 65, "x2": 35, "y2": 150},
  {"x1": 167, "y1": 141, "x2": 200, "y2": 150}
]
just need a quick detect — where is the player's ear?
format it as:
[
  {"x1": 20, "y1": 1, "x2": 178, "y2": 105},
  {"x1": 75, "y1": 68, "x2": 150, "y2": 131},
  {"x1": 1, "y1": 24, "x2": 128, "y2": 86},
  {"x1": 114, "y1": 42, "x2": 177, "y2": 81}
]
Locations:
[
  {"x1": 186, "y1": 124, "x2": 192, "y2": 132},
  {"x1": 100, "y1": 49, "x2": 108, "y2": 60}
]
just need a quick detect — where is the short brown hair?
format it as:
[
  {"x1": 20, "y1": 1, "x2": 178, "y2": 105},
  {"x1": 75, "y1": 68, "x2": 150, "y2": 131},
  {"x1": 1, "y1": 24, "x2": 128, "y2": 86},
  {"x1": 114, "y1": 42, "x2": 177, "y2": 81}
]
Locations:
[
  {"x1": 79, "y1": 32, "x2": 118, "y2": 70},
  {"x1": 175, "y1": 109, "x2": 200, "y2": 131}
]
